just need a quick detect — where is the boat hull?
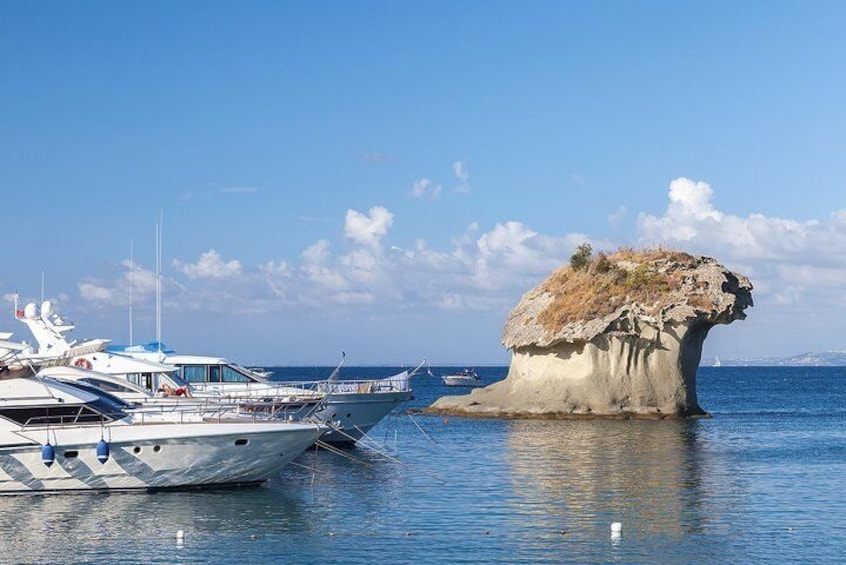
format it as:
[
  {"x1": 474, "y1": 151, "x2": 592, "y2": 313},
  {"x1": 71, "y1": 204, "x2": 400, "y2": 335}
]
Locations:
[
  {"x1": 312, "y1": 390, "x2": 412, "y2": 444},
  {"x1": 442, "y1": 376, "x2": 482, "y2": 387},
  {"x1": 0, "y1": 422, "x2": 322, "y2": 494}
]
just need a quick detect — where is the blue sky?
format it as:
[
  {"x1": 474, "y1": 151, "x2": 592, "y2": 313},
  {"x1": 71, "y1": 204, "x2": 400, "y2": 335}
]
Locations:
[{"x1": 2, "y1": 1, "x2": 846, "y2": 365}]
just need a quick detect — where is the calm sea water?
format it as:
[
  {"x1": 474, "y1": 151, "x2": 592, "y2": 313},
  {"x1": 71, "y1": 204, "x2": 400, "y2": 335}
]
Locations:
[{"x1": 2, "y1": 366, "x2": 846, "y2": 564}]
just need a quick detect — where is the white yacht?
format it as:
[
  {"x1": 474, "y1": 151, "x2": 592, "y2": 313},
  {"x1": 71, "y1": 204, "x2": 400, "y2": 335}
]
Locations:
[
  {"x1": 14, "y1": 301, "x2": 415, "y2": 444},
  {"x1": 114, "y1": 348, "x2": 415, "y2": 444},
  {"x1": 41, "y1": 365, "x2": 321, "y2": 423},
  {"x1": 442, "y1": 368, "x2": 483, "y2": 387},
  {"x1": 0, "y1": 348, "x2": 323, "y2": 494},
  {"x1": 14, "y1": 300, "x2": 182, "y2": 391}
]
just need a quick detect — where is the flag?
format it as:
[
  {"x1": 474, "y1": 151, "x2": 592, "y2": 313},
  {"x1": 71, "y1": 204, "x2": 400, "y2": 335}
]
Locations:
[{"x1": 15, "y1": 309, "x2": 24, "y2": 319}]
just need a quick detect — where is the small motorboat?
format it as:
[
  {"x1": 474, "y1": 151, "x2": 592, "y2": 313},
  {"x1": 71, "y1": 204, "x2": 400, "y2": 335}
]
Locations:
[{"x1": 442, "y1": 369, "x2": 482, "y2": 387}]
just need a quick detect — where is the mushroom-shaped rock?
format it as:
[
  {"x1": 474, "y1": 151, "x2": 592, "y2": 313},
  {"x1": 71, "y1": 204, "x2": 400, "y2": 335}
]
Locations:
[{"x1": 429, "y1": 249, "x2": 753, "y2": 419}]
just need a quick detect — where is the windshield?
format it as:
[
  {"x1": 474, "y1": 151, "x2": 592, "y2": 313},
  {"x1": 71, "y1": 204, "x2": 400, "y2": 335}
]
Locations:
[
  {"x1": 52, "y1": 381, "x2": 131, "y2": 417},
  {"x1": 166, "y1": 371, "x2": 191, "y2": 388}
]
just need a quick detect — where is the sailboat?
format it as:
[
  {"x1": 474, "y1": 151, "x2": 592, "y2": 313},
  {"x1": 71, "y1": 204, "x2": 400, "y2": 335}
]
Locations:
[{"x1": 713, "y1": 356, "x2": 722, "y2": 367}]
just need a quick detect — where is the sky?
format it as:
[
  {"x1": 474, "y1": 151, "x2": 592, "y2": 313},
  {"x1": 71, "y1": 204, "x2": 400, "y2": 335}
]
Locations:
[{"x1": 2, "y1": 1, "x2": 846, "y2": 365}]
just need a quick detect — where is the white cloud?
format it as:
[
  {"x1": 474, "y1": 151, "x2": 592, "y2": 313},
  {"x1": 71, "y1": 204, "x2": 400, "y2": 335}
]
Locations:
[
  {"x1": 344, "y1": 206, "x2": 393, "y2": 247},
  {"x1": 260, "y1": 260, "x2": 291, "y2": 277},
  {"x1": 173, "y1": 250, "x2": 242, "y2": 279},
  {"x1": 410, "y1": 178, "x2": 442, "y2": 200},
  {"x1": 637, "y1": 177, "x2": 724, "y2": 241},
  {"x1": 637, "y1": 177, "x2": 846, "y2": 264},
  {"x1": 300, "y1": 241, "x2": 347, "y2": 291},
  {"x1": 608, "y1": 206, "x2": 627, "y2": 228},
  {"x1": 302, "y1": 239, "x2": 331, "y2": 264},
  {"x1": 60, "y1": 176, "x2": 846, "y2": 362},
  {"x1": 79, "y1": 282, "x2": 113, "y2": 302},
  {"x1": 300, "y1": 262, "x2": 348, "y2": 290},
  {"x1": 121, "y1": 260, "x2": 157, "y2": 295}
]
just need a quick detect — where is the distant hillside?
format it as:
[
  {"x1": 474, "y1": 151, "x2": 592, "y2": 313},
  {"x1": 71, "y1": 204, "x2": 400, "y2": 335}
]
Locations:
[{"x1": 704, "y1": 351, "x2": 846, "y2": 367}]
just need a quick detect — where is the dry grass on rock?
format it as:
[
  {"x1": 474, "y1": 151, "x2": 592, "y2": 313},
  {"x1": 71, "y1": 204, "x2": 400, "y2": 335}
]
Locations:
[{"x1": 537, "y1": 247, "x2": 709, "y2": 335}]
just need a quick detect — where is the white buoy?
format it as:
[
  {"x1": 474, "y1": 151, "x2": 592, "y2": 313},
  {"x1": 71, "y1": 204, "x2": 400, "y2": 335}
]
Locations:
[
  {"x1": 611, "y1": 522, "x2": 622, "y2": 533},
  {"x1": 176, "y1": 530, "x2": 185, "y2": 540}
]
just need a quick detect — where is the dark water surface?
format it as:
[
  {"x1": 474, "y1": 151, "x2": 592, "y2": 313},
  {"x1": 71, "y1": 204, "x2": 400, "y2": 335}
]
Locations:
[{"x1": 2, "y1": 366, "x2": 845, "y2": 564}]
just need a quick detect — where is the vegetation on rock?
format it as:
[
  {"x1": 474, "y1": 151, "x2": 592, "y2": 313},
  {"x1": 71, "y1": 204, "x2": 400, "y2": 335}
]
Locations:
[{"x1": 539, "y1": 246, "x2": 714, "y2": 335}]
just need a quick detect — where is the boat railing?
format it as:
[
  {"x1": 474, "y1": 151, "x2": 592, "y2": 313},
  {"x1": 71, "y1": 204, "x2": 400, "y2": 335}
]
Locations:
[
  {"x1": 12, "y1": 397, "x2": 316, "y2": 428},
  {"x1": 128, "y1": 395, "x2": 318, "y2": 425},
  {"x1": 188, "y1": 375, "x2": 411, "y2": 397}
]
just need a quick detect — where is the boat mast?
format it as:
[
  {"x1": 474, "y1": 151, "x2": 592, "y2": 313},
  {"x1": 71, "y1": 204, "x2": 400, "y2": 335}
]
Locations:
[
  {"x1": 129, "y1": 239, "x2": 134, "y2": 347},
  {"x1": 155, "y1": 212, "x2": 163, "y2": 353}
]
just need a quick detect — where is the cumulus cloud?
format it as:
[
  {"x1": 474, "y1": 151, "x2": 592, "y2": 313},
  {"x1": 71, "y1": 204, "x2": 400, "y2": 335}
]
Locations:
[
  {"x1": 173, "y1": 250, "x2": 242, "y2": 279},
  {"x1": 121, "y1": 260, "x2": 157, "y2": 295},
  {"x1": 344, "y1": 206, "x2": 393, "y2": 247},
  {"x1": 79, "y1": 282, "x2": 113, "y2": 302},
  {"x1": 410, "y1": 178, "x2": 442, "y2": 200},
  {"x1": 637, "y1": 177, "x2": 846, "y2": 264},
  {"x1": 260, "y1": 260, "x2": 291, "y2": 277},
  {"x1": 302, "y1": 239, "x2": 331, "y2": 264},
  {"x1": 62, "y1": 176, "x2": 846, "y2": 361}
]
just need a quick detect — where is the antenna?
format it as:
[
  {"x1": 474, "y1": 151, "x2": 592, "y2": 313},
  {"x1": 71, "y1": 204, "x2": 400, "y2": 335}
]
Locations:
[
  {"x1": 40, "y1": 271, "x2": 45, "y2": 303},
  {"x1": 156, "y1": 210, "x2": 163, "y2": 352},
  {"x1": 129, "y1": 239, "x2": 134, "y2": 346}
]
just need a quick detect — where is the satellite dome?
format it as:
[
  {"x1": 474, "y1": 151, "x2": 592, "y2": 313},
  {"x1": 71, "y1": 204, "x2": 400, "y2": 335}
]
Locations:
[{"x1": 24, "y1": 303, "x2": 38, "y2": 319}]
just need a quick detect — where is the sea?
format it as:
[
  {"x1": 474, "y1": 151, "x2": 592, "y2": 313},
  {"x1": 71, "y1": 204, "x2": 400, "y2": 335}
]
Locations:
[{"x1": 2, "y1": 365, "x2": 845, "y2": 564}]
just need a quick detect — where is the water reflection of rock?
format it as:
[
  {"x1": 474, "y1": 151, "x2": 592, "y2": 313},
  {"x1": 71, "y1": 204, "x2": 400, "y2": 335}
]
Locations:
[{"x1": 503, "y1": 419, "x2": 734, "y2": 542}]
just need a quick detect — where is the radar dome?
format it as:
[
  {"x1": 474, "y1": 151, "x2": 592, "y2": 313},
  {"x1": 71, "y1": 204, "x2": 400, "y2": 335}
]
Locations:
[{"x1": 24, "y1": 303, "x2": 38, "y2": 319}]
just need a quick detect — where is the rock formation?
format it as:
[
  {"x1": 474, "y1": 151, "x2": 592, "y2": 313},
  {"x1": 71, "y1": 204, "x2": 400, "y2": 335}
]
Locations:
[{"x1": 428, "y1": 248, "x2": 753, "y2": 419}]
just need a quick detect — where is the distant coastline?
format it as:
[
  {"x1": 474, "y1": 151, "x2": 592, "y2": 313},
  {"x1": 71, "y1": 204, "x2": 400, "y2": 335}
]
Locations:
[{"x1": 704, "y1": 351, "x2": 846, "y2": 367}]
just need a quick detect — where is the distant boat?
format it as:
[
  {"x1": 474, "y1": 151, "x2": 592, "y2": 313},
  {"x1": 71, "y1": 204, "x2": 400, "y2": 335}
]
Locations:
[
  {"x1": 442, "y1": 368, "x2": 483, "y2": 387},
  {"x1": 713, "y1": 356, "x2": 722, "y2": 367},
  {"x1": 248, "y1": 367, "x2": 274, "y2": 379}
]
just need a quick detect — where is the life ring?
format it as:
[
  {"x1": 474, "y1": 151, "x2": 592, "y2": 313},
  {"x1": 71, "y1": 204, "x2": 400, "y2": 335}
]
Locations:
[{"x1": 73, "y1": 358, "x2": 92, "y2": 370}]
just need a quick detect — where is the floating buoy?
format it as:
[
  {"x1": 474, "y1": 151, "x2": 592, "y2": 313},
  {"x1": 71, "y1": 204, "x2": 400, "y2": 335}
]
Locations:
[
  {"x1": 611, "y1": 522, "x2": 622, "y2": 533},
  {"x1": 96, "y1": 439, "x2": 110, "y2": 463},
  {"x1": 41, "y1": 443, "x2": 55, "y2": 467},
  {"x1": 176, "y1": 530, "x2": 184, "y2": 540}
]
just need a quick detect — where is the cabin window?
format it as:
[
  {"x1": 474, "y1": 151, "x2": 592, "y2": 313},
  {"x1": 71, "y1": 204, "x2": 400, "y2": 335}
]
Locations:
[
  {"x1": 80, "y1": 378, "x2": 138, "y2": 394},
  {"x1": 181, "y1": 365, "x2": 207, "y2": 383},
  {"x1": 222, "y1": 366, "x2": 251, "y2": 383},
  {"x1": 0, "y1": 402, "x2": 124, "y2": 426},
  {"x1": 209, "y1": 365, "x2": 222, "y2": 383}
]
